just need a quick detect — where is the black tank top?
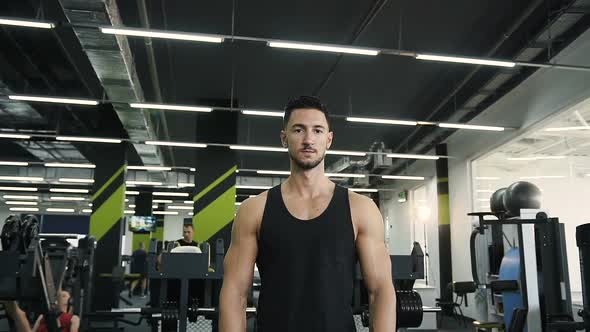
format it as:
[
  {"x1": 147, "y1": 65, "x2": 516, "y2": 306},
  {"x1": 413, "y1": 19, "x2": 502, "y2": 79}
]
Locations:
[{"x1": 256, "y1": 184, "x2": 357, "y2": 332}]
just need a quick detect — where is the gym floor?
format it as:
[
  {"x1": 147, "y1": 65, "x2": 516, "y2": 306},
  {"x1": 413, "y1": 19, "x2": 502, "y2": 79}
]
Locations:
[{"x1": 0, "y1": 296, "x2": 473, "y2": 332}]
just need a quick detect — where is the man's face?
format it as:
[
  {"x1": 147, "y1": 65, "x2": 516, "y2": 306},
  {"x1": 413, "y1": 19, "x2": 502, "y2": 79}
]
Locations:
[
  {"x1": 281, "y1": 108, "x2": 333, "y2": 171},
  {"x1": 183, "y1": 226, "x2": 193, "y2": 242}
]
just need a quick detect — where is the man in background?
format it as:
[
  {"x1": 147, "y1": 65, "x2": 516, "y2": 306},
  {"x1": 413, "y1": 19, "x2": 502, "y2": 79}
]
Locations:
[
  {"x1": 129, "y1": 242, "x2": 147, "y2": 298},
  {"x1": 175, "y1": 224, "x2": 199, "y2": 247}
]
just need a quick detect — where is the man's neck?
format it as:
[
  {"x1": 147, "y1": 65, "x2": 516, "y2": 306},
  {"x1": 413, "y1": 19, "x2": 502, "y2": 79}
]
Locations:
[{"x1": 285, "y1": 165, "x2": 333, "y2": 198}]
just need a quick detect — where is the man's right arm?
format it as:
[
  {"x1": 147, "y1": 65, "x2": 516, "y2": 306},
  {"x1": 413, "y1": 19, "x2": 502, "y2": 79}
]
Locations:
[{"x1": 219, "y1": 196, "x2": 262, "y2": 332}]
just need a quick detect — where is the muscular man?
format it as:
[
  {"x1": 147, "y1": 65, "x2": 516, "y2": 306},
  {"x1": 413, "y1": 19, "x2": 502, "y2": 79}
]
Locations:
[{"x1": 220, "y1": 96, "x2": 396, "y2": 331}]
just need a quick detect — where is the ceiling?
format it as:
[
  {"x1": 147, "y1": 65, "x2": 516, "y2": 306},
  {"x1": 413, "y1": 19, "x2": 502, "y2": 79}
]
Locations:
[
  {"x1": 1, "y1": 0, "x2": 590, "y2": 178},
  {"x1": 478, "y1": 95, "x2": 590, "y2": 167}
]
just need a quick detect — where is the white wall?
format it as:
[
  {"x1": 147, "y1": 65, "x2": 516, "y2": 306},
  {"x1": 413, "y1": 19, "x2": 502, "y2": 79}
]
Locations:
[
  {"x1": 378, "y1": 158, "x2": 440, "y2": 291},
  {"x1": 445, "y1": 27, "x2": 590, "y2": 320},
  {"x1": 163, "y1": 214, "x2": 184, "y2": 241}
]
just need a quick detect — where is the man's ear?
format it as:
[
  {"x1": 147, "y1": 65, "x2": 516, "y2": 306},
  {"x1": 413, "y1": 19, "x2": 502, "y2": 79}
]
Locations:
[
  {"x1": 280, "y1": 130, "x2": 287, "y2": 147},
  {"x1": 326, "y1": 131, "x2": 333, "y2": 149}
]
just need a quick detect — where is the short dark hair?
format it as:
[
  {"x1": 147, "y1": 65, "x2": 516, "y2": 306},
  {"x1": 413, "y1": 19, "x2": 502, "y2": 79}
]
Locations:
[
  {"x1": 183, "y1": 224, "x2": 193, "y2": 229},
  {"x1": 283, "y1": 96, "x2": 331, "y2": 130}
]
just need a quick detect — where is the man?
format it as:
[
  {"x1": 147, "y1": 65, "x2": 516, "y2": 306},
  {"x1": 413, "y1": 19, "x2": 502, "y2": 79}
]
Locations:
[
  {"x1": 130, "y1": 242, "x2": 147, "y2": 298},
  {"x1": 2, "y1": 290, "x2": 80, "y2": 332},
  {"x1": 220, "y1": 96, "x2": 396, "y2": 331},
  {"x1": 175, "y1": 224, "x2": 199, "y2": 247}
]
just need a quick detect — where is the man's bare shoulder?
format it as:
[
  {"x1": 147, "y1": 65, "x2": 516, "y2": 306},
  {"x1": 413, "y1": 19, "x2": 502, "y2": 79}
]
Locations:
[
  {"x1": 348, "y1": 190, "x2": 381, "y2": 228},
  {"x1": 348, "y1": 190, "x2": 377, "y2": 210},
  {"x1": 235, "y1": 190, "x2": 269, "y2": 223}
]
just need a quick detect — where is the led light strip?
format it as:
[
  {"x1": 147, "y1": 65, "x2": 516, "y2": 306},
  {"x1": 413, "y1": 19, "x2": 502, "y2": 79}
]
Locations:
[{"x1": 9, "y1": 95, "x2": 99, "y2": 105}]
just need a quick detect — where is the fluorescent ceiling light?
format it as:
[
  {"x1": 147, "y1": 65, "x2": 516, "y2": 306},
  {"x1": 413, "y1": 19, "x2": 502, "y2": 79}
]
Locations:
[
  {"x1": 125, "y1": 199, "x2": 129, "y2": 202},
  {"x1": 0, "y1": 133, "x2": 31, "y2": 139},
  {"x1": 476, "y1": 190, "x2": 495, "y2": 193},
  {"x1": 3, "y1": 195, "x2": 38, "y2": 200},
  {"x1": 507, "y1": 156, "x2": 566, "y2": 161},
  {"x1": 125, "y1": 210, "x2": 135, "y2": 214},
  {"x1": 190, "y1": 168, "x2": 196, "y2": 172},
  {"x1": 183, "y1": 201, "x2": 193, "y2": 204},
  {"x1": 326, "y1": 173, "x2": 366, "y2": 178},
  {"x1": 152, "y1": 205, "x2": 158, "y2": 208},
  {"x1": 346, "y1": 117, "x2": 417, "y2": 126},
  {"x1": 236, "y1": 185, "x2": 272, "y2": 190},
  {"x1": 235, "y1": 202, "x2": 242, "y2": 206},
  {"x1": 475, "y1": 177, "x2": 500, "y2": 180},
  {"x1": 10, "y1": 207, "x2": 39, "y2": 212},
  {"x1": 241, "y1": 110, "x2": 284, "y2": 117},
  {"x1": 88, "y1": 203, "x2": 93, "y2": 207},
  {"x1": 381, "y1": 175, "x2": 425, "y2": 180},
  {"x1": 128, "y1": 204, "x2": 136, "y2": 208},
  {"x1": 0, "y1": 176, "x2": 44, "y2": 182},
  {"x1": 130, "y1": 103, "x2": 212, "y2": 113},
  {"x1": 0, "y1": 18, "x2": 55, "y2": 29},
  {"x1": 152, "y1": 192, "x2": 189, "y2": 197},
  {"x1": 126, "y1": 181, "x2": 163, "y2": 186},
  {"x1": 544, "y1": 126, "x2": 590, "y2": 132},
  {"x1": 268, "y1": 41, "x2": 379, "y2": 56},
  {"x1": 101, "y1": 27, "x2": 223, "y2": 43},
  {"x1": 0, "y1": 161, "x2": 29, "y2": 166},
  {"x1": 50, "y1": 188, "x2": 89, "y2": 193},
  {"x1": 178, "y1": 183, "x2": 195, "y2": 187},
  {"x1": 168, "y1": 206, "x2": 193, "y2": 210},
  {"x1": 249, "y1": 195, "x2": 256, "y2": 198},
  {"x1": 153, "y1": 211, "x2": 179, "y2": 215},
  {"x1": 5, "y1": 201, "x2": 38, "y2": 205},
  {"x1": 128, "y1": 165, "x2": 172, "y2": 171},
  {"x1": 50, "y1": 196, "x2": 86, "y2": 201},
  {"x1": 415, "y1": 54, "x2": 516, "y2": 67},
  {"x1": 349, "y1": 188, "x2": 378, "y2": 192},
  {"x1": 230, "y1": 145, "x2": 287, "y2": 153},
  {"x1": 188, "y1": 212, "x2": 194, "y2": 216},
  {"x1": 82, "y1": 209, "x2": 92, "y2": 213},
  {"x1": 45, "y1": 163, "x2": 96, "y2": 169},
  {"x1": 59, "y1": 178, "x2": 94, "y2": 184},
  {"x1": 438, "y1": 123, "x2": 505, "y2": 131},
  {"x1": 9, "y1": 95, "x2": 99, "y2": 105},
  {"x1": 257, "y1": 170, "x2": 290, "y2": 175},
  {"x1": 153, "y1": 199, "x2": 173, "y2": 203},
  {"x1": 326, "y1": 150, "x2": 367, "y2": 157},
  {"x1": 520, "y1": 175, "x2": 565, "y2": 179},
  {"x1": 56, "y1": 136, "x2": 122, "y2": 144},
  {"x1": 46, "y1": 208, "x2": 75, "y2": 213},
  {"x1": 387, "y1": 153, "x2": 439, "y2": 160},
  {"x1": 145, "y1": 141, "x2": 207, "y2": 148},
  {"x1": 0, "y1": 186, "x2": 37, "y2": 192},
  {"x1": 126, "y1": 191, "x2": 140, "y2": 195}
]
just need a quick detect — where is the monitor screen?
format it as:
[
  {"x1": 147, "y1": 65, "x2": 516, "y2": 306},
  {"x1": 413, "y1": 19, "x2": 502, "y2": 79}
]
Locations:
[{"x1": 128, "y1": 216, "x2": 156, "y2": 233}]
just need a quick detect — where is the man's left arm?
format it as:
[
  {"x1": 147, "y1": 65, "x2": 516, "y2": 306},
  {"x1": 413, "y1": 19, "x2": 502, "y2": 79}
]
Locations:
[{"x1": 355, "y1": 196, "x2": 396, "y2": 331}]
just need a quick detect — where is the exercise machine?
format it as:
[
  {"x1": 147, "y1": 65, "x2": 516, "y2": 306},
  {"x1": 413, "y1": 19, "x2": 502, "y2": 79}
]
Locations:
[
  {"x1": 354, "y1": 242, "x2": 441, "y2": 329},
  {"x1": 466, "y1": 181, "x2": 590, "y2": 331},
  {"x1": 0, "y1": 214, "x2": 95, "y2": 332}
]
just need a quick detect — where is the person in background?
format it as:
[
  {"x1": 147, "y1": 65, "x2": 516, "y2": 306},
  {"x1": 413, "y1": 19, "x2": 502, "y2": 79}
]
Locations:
[
  {"x1": 175, "y1": 224, "x2": 199, "y2": 247},
  {"x1": 129, "y1": 242, "x2": 148, "y2": 298},
  {"x1": 2, "y1": 290, "x2": 80, "y2": 332}
]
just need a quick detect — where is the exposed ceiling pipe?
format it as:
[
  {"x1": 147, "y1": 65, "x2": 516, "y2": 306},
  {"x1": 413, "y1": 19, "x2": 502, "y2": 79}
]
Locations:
[
  {"x1": 391, "y1": 0, "x2": 544, "y2": 156},
  {"x1": 137, "y1": 0, "x2": 175, "y2": 166}
]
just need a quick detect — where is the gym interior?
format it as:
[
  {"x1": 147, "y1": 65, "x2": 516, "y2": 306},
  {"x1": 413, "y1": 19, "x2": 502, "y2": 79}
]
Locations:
[{"x1": 0, "y1": 1, "x2": 590, "y2": 331}]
